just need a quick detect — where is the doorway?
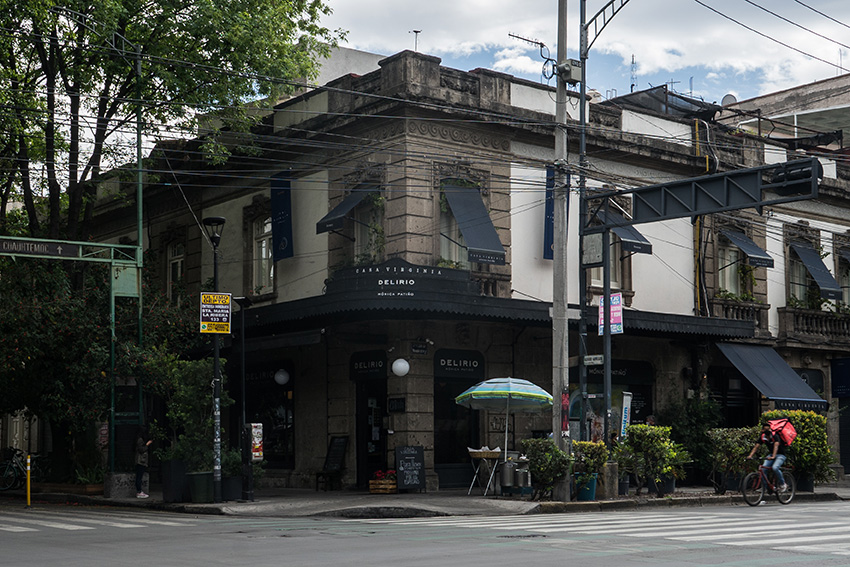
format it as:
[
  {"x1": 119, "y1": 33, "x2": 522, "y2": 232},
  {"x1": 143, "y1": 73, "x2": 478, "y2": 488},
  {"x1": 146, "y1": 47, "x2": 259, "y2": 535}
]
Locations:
[
  {"x1": 433, "y1": 377, "x2": 479, "y2": 488},
  {"x1": 355, "y1": 379, "x2": 387, "y2": 487}
]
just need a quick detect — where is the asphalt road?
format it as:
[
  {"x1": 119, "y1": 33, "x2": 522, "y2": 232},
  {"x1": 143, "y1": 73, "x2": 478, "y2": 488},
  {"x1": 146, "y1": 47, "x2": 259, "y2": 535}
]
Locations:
[{"x1": 3, "y1": 499, "x2": 850, "y2": 566}]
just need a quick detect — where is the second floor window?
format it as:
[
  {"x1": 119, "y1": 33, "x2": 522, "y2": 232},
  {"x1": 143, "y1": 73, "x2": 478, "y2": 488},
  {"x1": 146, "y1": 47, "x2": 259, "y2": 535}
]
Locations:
[
  {"x1": 717, "y1": 245, "x2": 741, "y2": 296},
  {"x1": 590, "y1": 235, "x2": 623, "y2": 289},
  {"x1": 439, "y1": 202, "x2": 468, "y2": 270},
  {"x1": 254, "y1": 216, "x2": 274, "y2": 295},
  {"x1": 788, "y1": 252, "x2": 813, "y2": 304},
  {"x1": 168, "y1": 242, "x2": 185, "y2": 302},
  {"x1": 353, "y1": 194, "x2": 385, "y2": 264}
]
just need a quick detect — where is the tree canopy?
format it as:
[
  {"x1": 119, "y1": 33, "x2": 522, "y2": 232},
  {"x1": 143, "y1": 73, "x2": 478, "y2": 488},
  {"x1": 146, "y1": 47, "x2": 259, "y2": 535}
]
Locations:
[{"x1": 0, "y1": 0, "x2": 343, "y2": 239}]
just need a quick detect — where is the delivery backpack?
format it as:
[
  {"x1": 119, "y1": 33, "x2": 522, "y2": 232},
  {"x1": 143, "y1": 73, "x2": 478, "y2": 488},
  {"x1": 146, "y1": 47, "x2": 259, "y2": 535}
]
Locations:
[{"x1": 768, "y1": 418, "x2": 797, "y2": 447}]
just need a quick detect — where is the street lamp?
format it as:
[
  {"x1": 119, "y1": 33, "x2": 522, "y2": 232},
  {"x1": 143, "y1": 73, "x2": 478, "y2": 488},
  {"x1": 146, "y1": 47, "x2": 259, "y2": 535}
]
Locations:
[
  {"x1": 233, "y1": 296, "x2": 253, "y2": 501},
  {"x1": 203, "y1": 216, "x2": 226, "y2": 503}
]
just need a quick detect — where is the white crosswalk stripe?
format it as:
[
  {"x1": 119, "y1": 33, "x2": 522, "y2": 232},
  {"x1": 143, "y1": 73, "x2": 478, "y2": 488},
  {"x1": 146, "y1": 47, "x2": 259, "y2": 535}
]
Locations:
[
  {"x1": 0, "y1": 509, "x2": 197, "y2": 533},
  {"x1": 355, "y1": 509, "x2": 850, "y2": 556}
]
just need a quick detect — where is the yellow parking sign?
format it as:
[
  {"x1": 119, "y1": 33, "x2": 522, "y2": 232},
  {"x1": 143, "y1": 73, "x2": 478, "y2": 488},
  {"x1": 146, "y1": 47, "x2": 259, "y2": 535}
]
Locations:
[{"x1": 200, "y1": 293, "x2": 232, "y2": 334}]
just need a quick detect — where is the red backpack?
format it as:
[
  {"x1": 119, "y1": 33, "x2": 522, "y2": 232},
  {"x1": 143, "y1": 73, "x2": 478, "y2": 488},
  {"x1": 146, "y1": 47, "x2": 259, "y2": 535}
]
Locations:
[{"x1": 768, "y1": 418, "x2": 797, "y2": 447}]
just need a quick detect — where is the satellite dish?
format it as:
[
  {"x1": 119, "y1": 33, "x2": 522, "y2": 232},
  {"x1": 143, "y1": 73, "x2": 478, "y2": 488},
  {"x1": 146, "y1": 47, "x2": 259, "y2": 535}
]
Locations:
[{"x1": 721, "y1": 93, "x2": 738, "y2": 106}]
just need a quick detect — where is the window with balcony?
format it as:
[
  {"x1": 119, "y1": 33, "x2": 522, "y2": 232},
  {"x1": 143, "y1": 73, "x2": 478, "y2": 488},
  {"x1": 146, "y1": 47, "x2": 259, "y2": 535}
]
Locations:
[
  {"x1": 590, "y1": 235, "x2": 623, "y2": 289},
  {"x1": 352, "y1": 194, "x2": 385, "y2": 265},
  {"x1": 717, "y1": 244, "x2": 741, "y2": 296},
  {"x1": 253, "y1": 216, "x2": 274, "y2": 295},
  {"x1": 439, "y1": 200, "x2": 468, "y2": 270}
]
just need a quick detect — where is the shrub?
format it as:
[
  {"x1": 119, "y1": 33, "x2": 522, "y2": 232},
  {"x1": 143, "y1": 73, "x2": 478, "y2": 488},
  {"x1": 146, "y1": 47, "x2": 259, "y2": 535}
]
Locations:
[
  {"x1": 760, "y1": 410, "x2": 835, "y2": 484},
  {"x1": 520, "y1": 438, "x2": 572, "y2": 501},
  {"x1": 707, "y1": 427, "x2": 756, "y2": 494},
  {"x1": 621, "y1": 425, "x2": 691, "y2": 496},
  {"x1": 572, "y1": 441, "x2": 609, "y2": 490},
  {"x1": 657, "y1": 397, "x2": 722, "y2": 476}
]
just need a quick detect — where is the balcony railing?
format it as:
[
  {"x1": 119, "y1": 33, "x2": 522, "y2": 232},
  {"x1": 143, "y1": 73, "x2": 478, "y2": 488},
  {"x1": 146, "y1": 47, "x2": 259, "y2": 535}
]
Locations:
[
  {"x1": 778, "y1": 306, "x2": 850, "y2": 345},
  {"x1": 709, "y1": 298, "x2": 771, "y2": 337}
]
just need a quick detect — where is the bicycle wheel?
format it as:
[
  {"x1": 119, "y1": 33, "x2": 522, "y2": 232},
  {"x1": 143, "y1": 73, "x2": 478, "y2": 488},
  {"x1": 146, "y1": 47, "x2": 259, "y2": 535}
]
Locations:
[
  {"x1": 742, "y1": 472, "x2": 764, "y2": 506},
  {"x1": 777, "y1": 472, "x2": 796, "y2": 504},
  {"x1": 0, "y1": 461, "x2": 18, "y2": 491}
]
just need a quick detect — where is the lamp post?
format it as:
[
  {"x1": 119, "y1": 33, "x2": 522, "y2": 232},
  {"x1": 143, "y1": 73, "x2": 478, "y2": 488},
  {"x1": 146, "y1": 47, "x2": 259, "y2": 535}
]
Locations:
[
  {"x1": 233, "y1": 296, "x2": 253, "y2": 501},
  {"x1": 203, "y1": 216, "x2": 226, "y2": 503}
]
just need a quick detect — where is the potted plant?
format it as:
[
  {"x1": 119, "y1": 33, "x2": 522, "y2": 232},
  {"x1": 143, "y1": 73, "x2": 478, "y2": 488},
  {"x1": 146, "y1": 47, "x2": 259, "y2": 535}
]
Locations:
[
  {"x1": 520, "y1": 438, "x2": 572, "y2": 501},
  {"x1": 621, "y1": 425, "x2": 691, "y2": 497},
  {"x1": 141, "y1": 350, "x2": 234, "y2": 503},
  {"x1": 707, "y1": 426, "x2": 756, "y2": 494},
  {"x1": 612, "y1": 441, "x2": 635, "y2": 496},
  {"x1": 221, "y1": 447, "x2": 243, "y2": 501},
  {"x1": 369, "y1": 469, "x2": 397, "y2": 493},
  {"x1": 572, "y1": 441, "x2": 609, "y2": 501},
  {"x1": 761, "y1": 409, "x2": 835, "y2": 492}
]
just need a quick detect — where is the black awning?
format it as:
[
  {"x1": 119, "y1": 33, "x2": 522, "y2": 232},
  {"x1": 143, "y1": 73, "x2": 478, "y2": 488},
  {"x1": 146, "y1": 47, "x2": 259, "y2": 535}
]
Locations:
[
  {"x1": 596, "y1": 210, "x2": 652, "y2": 254},
  {"x1": 717, "y1": 343, "x2": 827, "y2": 411},
  {"x1": 316, "y1": 187, "x2": 372, "y2": 234},
  {"x1": 790, "y1": 242, "x2": 842, "y2": 300},
  {"x1": 442, "y1": 184, "x2": 506, "y2": 265},
  {"x1": 720, "y1": 229, "x2": 773, "y2": 268}
]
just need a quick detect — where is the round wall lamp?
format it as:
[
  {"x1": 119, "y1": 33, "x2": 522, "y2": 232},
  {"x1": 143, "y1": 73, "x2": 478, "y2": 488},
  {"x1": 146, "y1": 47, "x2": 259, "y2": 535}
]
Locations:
[
  {"x1": 391, "y1": 358, "x2": 410, "y2": 377},
  {"x1": 274, "y1": 369, "x2": 291, "y2": 385}
]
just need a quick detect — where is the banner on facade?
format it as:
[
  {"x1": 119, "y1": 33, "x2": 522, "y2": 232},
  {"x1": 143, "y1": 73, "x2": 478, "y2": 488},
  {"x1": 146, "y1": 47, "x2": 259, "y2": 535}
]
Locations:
[
  {"x1": 598, "y1": 292, "x2": 623, "y2": 335},
  {"x1": 271, "y1": 173, "x2": 294, "y2": 262}
]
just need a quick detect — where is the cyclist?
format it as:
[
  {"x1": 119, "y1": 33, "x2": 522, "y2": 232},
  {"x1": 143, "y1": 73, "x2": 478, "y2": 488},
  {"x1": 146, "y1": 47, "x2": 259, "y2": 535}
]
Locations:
[{"x1": 746, "y1": 423, "x2": 787, "y2": 492}]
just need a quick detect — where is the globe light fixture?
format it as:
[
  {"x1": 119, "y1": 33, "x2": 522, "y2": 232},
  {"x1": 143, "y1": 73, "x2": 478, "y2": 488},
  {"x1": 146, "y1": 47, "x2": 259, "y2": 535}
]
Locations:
[
  {"x1": 391, "y1": 358, "x2": 410, "y2": 377},
  {"x1": 274, "y1": 369, "x2": 291, "y2": 385}
]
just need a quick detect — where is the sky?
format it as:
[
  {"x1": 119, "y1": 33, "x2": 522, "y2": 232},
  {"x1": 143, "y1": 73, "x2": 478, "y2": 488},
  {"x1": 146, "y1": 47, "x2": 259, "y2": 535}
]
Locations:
[{"x1": 320, "y1": 0, "x2": 850, "y2": 105}]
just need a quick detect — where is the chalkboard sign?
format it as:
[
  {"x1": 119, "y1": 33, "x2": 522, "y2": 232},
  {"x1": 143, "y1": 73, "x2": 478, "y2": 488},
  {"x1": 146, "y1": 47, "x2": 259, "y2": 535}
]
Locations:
[
  {"x1": 324, "y1": 436, "x2": 348, "y2": 472},
  {"x1": 394, "y1": 446, "x2": 425, "y2": 491}
]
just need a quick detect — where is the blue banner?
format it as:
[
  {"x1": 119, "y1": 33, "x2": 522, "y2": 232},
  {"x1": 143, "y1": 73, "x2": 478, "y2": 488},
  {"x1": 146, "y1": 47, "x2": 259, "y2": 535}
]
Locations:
[{"x1": 271, "y1": 173, "x2": 294, "y2": 261}]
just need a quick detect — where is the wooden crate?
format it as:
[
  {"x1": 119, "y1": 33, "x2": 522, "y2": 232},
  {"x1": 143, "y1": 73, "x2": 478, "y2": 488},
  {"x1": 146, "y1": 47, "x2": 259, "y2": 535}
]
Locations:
[{"x1": 369, "y1": 480, "x2": 397, "y2": 494}]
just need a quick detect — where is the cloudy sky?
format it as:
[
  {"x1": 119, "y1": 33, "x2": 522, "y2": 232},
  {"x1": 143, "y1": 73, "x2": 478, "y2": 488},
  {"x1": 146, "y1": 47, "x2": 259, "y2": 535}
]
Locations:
[{"x1": 321, "y1": 0, "x2": 850, "y2": 104}]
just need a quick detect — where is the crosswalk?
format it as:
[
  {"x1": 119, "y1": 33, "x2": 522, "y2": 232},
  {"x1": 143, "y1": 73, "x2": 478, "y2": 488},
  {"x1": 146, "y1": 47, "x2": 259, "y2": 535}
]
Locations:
[
  {"x1": 352, "y1": 504, "x2": 850, "y2": 557},
  {"x1": 0, "y1": 508, "x2": 197, "y2": 534}
]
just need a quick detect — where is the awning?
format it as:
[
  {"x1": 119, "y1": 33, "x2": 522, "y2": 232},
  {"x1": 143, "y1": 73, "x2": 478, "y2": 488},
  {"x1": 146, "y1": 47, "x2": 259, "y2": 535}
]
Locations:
[
  {"x1": 720, "y1": 229, "x2": 773, "y2": 268},
  {"x1": 837, "y1": 248, "x2": 850, "y2": 266},
  {"x1": 315, "y1": 187, "x2": 373, "y2": 234},
  {"x1": 596, "y1": 210, "x2": 652, "y2": 254},
  {"x1": 717, "y1": 343, "x2": 827, "y2": 411},
  {"x1": 442, "y1": 184, "x2": 506, "y2": 265},
  {"x1": 790, "y1": 242, "x2": 842, "y2": 300}
]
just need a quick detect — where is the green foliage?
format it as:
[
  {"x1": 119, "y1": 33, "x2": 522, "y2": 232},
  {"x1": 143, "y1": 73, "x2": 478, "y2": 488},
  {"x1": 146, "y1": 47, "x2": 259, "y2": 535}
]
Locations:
[
  {"x1": 707, "y1": 427, "x2": 757, "y2": 494},
  {"x1": 0, "y1": 0, "x2": 343, "y2": 239},
  {"x1": 621, "y1": 425, "x2": 692, "y2": 495},
  {"x1": 221, "y1": 447, "x2": 243, "y2": 478},
  {"x1": 520, "y1": 438, "x2": 572, "y2": 501},
  {"x1": 657, "y1": 396, "x2": 722, "y2": 475},
  {"x1": 141, "y1": 351, "x2": 233, "y2": 472},
  {"x1": 760, "y1": 410, "x2": 835, "y2": 484},
  {"x1": 572, "y1": 440, "x2": 609, "y2": 489}
]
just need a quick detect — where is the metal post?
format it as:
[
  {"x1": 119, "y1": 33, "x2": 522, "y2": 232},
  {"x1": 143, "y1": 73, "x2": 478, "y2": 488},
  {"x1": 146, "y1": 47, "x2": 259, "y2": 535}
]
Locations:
[
  {"x1": 234, "y1": 296, "x2": 254, "y2": 502},
  {"x1": 203, "y1": 217, "x2": 226, "y2": 503}
]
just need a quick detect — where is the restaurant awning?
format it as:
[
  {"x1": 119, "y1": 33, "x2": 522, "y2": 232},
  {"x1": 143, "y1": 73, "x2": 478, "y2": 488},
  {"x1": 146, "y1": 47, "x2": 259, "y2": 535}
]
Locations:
[
  {"x1": 442, "y1": 184, "x2": 506, "y2": 265},
  {"x1": 596, "y1": 210, "x2": 652, "y2": 254},
  {"x1": 790, "y1": 242, "x2": 842, "y2": 300},
  {"x1": 316, "y1": 186, "x2": 374, "y2": 234},
  {"x1": 720, "y1": 229, "x2": 773, "y2": 268},
  {"x1": 717, "y1": 343, "x2": 827, "y2": 411}
]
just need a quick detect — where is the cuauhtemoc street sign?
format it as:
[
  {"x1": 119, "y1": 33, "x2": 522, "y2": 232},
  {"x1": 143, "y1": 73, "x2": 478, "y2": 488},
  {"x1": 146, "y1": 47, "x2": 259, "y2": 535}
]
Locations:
[
  {"x1": 0, "y1": 237, "x2": 80, "y2": 258},
  {"x1": 200, "y1": 292, "x2": 232, "y2": 334}
]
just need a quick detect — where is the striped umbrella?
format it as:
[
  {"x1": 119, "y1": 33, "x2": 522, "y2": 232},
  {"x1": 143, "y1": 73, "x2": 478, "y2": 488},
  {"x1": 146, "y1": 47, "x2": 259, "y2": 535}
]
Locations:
[{"x1": 455, "y1": 377, "x2": 553, "y2": 461}]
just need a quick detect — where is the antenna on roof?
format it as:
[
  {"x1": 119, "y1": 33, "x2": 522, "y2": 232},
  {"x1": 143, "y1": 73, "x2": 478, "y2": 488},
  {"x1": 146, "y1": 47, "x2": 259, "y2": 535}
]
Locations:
[
  {"x1": 509, "y1": 33, "x2": 556, "y2": 80},
  {"x1": 409, "y1": 30, "x2": 422, "y2": 52},
  {"x1": 630, "y1": 54, "x2": 637, "y2": 92}
]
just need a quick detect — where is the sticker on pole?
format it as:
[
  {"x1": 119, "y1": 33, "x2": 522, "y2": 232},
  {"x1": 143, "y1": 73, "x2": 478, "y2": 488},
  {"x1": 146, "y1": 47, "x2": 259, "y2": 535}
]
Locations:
[{"x1": 200, "y1": 293, "x2": 232, "y2": 334}]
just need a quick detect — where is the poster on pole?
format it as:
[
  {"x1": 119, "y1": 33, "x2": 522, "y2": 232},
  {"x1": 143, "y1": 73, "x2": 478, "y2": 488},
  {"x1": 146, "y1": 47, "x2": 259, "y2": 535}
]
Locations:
[
  {"x1": 620, "y1": 391, "x2": 633, "y2": 439},
  {"x1": 200, "y1": 292, "x2": 232, "y2": 334},
  {"x1": 598, "y1": 292, "x2": 623, "y2": 335}
]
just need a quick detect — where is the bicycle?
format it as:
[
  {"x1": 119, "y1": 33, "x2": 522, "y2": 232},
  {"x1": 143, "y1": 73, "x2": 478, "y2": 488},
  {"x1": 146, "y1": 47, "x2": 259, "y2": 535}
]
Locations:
[
  {"x1": 741, "y1": 458, "x2": 796, "y2": 506},
  {"x1": 0, "y1": 448, "x2": 48, "y2": 491}
]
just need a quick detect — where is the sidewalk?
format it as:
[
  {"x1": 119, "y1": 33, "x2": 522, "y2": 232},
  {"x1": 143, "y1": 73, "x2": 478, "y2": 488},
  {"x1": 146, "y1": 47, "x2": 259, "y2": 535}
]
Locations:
[{"x1": 4, "y1": 482, "x2": 850, "y2": 518}]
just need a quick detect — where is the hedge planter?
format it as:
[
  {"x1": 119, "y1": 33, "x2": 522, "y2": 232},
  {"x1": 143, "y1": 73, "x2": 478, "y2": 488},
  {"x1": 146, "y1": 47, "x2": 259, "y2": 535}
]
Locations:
[
  {"x1": 187, "y1": 471, "x2": 213, "y2": 503},
  {"x1": 575, "y1": 473, "x2": 597, "y2": 501},
  {"x1": 648, "y1": 474, "x2": 676, "y2": 496}
]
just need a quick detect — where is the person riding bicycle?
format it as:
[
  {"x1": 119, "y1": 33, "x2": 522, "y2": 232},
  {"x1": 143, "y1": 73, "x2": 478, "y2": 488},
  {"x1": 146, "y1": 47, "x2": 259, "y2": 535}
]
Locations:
[{"x1": 746, "y1": 422, "x2": 788, "y2": 492}]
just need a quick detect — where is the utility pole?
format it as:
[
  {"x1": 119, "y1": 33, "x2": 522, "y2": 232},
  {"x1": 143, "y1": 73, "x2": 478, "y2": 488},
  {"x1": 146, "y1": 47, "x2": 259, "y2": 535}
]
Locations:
[{"x1": 552, "y1": 0, "x2": 571, "y2": 495}]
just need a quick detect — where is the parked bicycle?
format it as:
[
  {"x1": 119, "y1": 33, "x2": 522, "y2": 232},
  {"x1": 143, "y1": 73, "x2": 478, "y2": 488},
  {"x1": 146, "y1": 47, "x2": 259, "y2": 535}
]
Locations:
[
  {"x1": 0, "y1": 447, "x2": 48, "y2": 491},
  {"x1": 742, "y1": 459, "x2": 796, "y2": 506}
]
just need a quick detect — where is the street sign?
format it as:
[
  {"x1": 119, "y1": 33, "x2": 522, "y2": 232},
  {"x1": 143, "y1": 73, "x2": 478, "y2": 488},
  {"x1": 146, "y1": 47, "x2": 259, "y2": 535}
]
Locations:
[
  {"x1": 584, "y1": 355, "x2": 604, "y2": 366},
  {"x1": 200, "y1": 292, "x2": 232, "y2": 334},
  {"x1": 0, "y1": 237, "x2": 79, "y2": 258}
]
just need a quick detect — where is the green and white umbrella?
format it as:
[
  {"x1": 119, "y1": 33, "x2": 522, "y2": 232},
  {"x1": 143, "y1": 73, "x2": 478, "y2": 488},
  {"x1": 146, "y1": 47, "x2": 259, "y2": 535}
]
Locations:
[{"x1": 455, "y1": 377, "x2": 553, "y2": 461}]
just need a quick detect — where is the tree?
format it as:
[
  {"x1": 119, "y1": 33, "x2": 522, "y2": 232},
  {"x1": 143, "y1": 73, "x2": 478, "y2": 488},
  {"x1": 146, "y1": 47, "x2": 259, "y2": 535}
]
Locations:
[{"x1": 0, "y1": 0, "x2": 343, "y2": 240}]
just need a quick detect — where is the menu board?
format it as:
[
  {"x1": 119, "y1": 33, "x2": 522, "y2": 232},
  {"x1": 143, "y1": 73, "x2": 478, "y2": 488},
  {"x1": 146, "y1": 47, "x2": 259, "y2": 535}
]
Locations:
[{"x1": 395, "y1": 446, "x2": 425, "y2": 491}]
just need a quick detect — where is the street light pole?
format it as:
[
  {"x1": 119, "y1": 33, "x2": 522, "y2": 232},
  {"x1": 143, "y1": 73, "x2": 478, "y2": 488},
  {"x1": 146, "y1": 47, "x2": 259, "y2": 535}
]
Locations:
[{"x1": 203, "y1": 217, "x2": 226, "y2": 503}]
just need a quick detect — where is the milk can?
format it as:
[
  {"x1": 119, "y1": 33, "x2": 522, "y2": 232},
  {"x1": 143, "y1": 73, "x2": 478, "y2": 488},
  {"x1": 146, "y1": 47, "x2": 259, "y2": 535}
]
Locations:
[{"x1": 500, "y1": 460, "x2": 516, "y2": 490}]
